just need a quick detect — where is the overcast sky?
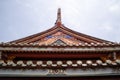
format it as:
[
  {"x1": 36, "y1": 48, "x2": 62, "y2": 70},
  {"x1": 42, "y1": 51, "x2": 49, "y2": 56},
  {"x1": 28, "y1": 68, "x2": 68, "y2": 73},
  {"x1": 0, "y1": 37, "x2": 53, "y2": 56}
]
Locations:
[{"x1": 0, "y1": 0, "x2": 120, "y2": 42}]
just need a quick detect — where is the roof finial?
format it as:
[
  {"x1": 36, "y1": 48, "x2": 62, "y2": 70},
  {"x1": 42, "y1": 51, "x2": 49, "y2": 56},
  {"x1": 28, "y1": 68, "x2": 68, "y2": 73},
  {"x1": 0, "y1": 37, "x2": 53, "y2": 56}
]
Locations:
[{"x1": 56, "y1": 8, "x2": 62, "y2": 26}]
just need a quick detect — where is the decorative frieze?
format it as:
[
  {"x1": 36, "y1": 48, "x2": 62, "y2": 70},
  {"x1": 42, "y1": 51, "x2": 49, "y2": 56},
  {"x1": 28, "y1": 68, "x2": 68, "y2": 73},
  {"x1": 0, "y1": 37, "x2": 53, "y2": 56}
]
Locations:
[{"x1": 0, "y1": 59, "x2": 120, "y2": 69}]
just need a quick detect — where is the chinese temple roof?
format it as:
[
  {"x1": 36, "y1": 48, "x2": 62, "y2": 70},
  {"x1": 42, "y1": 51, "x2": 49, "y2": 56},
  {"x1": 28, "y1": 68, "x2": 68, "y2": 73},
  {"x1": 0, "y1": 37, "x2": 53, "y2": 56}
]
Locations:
[
  {"x1": 8, "y1": 8, "x2": 114, "y2": 47},
  {"x1": 0, "y1": 8, "x2": 120, "y2": 53},
  {"x1": 0, "y1": 8, "x2": 120, "y2": 75}
]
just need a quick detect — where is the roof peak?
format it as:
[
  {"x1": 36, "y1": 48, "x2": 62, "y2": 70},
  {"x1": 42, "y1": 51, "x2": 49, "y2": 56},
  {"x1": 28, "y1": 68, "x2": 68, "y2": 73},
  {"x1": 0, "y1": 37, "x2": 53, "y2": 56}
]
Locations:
[{"x1": 55, "y1": 8, "x2": 62, "y2": 26}]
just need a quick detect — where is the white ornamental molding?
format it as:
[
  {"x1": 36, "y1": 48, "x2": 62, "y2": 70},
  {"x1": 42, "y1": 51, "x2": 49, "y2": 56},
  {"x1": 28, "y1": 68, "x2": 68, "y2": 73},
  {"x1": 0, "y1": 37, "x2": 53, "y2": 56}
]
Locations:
[
  {"x1": 0, "y1": 60, "x2": 7, "y2": 66},
  {"x1": 106, "y1": 60, "x2": 112, "y2": 64},
  {"x1": 57, "y1": 61, "x2": 62, "y2": 65},
  {"x1": 92, "y1": 63, "x2": 97, "y2": 66},
  {"x1": 67, "y1": 61, "x2": 72, "y2": 65},
  {"x1": 62, "y1": 64, "x2": 67, "y2": 67},
  {"x1": 72, "y1": 64, "x2": 77, "y2": 67},
  {"x1": 82, "y1": 64, "x2": 87, "y2": 66},
  {"x1": 31, "y1": 64, "x2": 36, "y2": 67},
  {"x1": 41, "y1": 64, "x2": 47, "y2": 67},
  {"x1": 7, "y1": 60, "x2": 15, "y2": 66},
  {"x1": 0, "y1": 60, "x2": 4, "y2": 65},
  {"x1": 52, "y1": 64, "x2": 57, "y2": 67},
  {"x1": 17, "y1": 61, "x2": 24, "y2": 66},
  {"x1": 102, "y1": 63, "x2": 107, "y2": 66},
  {"x1": 26, "y1": 61, "x2": 33, "y2": 66},
  {"x1": 116, "y1": 59, "x2": 120, "y2": 64},
  {"x1": 2, "y1": 63, "x2": 7, "y2": 66},
  {"x1": 47, "y1": 61, "x2": 52, "y2": 65},
  {"x1": 86, "y1": 60, "x2": 92, "y2": 65},
  {"x1": 112, "y1": 62, "x2": 117, "y2": 65},
  {"x1": 12, "y1": 64, "x2": 17, "y2": 66},
  {"x1": 77, "y1": 60, "x2": 82, "y2": 65},
  {"x1": 96, "y1": 60, "x2": 102, "y2": 64},
  {"x1": 36, "y1": 61, "x2": 43, "y2": 65},
  {"x1": 21, "y1": 64, "x2": 26, "y2": 67},
  {"x1": 0, "y1": 60, "x2": 120, "y2": 67}
]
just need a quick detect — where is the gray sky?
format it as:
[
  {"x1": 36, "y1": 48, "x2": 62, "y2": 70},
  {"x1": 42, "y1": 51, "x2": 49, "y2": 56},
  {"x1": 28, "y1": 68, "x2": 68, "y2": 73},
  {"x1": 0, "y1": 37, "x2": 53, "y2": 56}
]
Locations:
[{"x1": 0, "y1": 0, "x2": 120, "y2": 42}]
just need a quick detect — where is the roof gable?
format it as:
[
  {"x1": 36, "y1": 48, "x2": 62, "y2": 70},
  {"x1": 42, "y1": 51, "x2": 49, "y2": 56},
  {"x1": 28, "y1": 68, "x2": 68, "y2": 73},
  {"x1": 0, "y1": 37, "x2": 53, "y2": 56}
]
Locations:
[{"x1": 9, "y1": 8, "x2": 112, "y2": 46}]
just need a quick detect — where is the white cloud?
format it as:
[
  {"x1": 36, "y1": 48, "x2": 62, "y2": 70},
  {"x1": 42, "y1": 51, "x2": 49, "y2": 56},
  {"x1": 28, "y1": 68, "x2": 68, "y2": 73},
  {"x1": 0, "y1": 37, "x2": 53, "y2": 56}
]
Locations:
[
  {"x1": 108, "y1": 1, "x2": 120, "y2": 15},
  {"x1": 109, "y1": 4, "x2": 120, "y2": 12},
  {"x1": 101, "y1": 23, "x2": 113, "y2": 31}
]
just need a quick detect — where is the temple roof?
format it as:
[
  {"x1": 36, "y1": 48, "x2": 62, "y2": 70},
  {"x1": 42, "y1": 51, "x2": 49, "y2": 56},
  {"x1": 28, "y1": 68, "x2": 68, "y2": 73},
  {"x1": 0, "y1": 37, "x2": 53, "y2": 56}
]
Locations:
[
  {"x1": 9, "y1": 8, "x2": 113, "y2": 47},
  {"x1": 0, "y1": 9, "x2": 120, "y2": 73}
]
